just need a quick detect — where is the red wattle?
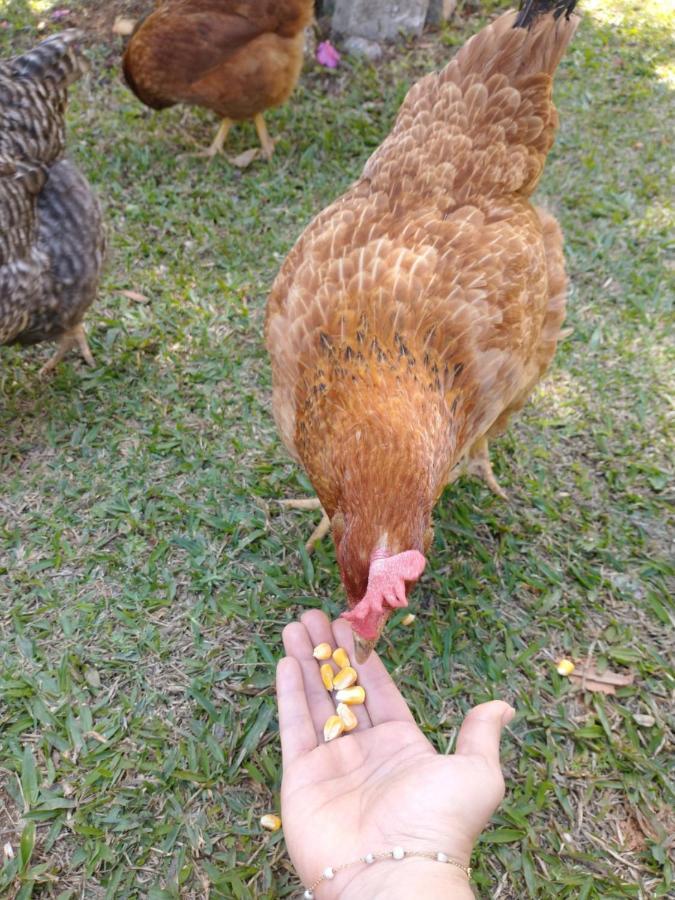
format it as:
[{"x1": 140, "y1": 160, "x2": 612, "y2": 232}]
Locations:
[{"x1": 341, "y1": 550, "x2": 426, "y2": 640}]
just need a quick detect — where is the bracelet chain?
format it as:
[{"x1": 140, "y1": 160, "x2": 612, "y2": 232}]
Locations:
[{"x1": 302, "y1": 846, "x2": 471, "y2": 898}]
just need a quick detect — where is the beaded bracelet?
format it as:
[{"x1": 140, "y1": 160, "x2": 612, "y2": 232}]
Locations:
[{"x1": 302, "y1": 846, "x2": 471, "y2": 898}]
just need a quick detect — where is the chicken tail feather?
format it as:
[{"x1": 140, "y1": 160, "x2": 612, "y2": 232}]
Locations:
[
  {"x1": 514, "y1": 0, "x2": 579, "y2": 30},
  {"x1": 7, "y1": 29, "x2": 87, "y2": 87}
]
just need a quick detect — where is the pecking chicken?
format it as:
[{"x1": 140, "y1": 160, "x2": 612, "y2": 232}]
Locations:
[
  {"x1": 266, "y1": 0, "x2": 580, "y2": 661},
  {"x1": 0, "y1": 30, "x2": 105, "y2": 375},
  {"x1": 122, "y1": 0, "x2": 315, "y2": 159}
]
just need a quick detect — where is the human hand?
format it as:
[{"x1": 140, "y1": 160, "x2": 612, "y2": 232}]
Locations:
[{"x1": 277, "y1": 610, "x2": 515, "y2": 899}]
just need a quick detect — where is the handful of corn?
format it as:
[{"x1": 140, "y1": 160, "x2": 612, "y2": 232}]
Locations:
[{"x1": 313, "y1": 644, "x2": 366, "y2": 742}]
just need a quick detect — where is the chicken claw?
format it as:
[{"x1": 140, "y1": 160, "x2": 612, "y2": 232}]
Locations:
[
  {"x1": 192, "y1": 117, "x2": 233, "y2": 160},
  {"x1": 39, "y1": 323, "x2": 95, "y2": 377},
  {"x1": 279, "y1": 497, "x2": 330, "y2": 551},
  {"x1": 464, "y1": 437, "x2": 508, "y2": 500}
]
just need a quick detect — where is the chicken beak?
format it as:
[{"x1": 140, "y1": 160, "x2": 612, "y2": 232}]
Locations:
[{"x1": 353, "y1": 632, "x2": 377, "y2": 664}]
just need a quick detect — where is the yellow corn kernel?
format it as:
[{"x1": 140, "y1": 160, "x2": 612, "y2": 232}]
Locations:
[
  {"x1": 556, "y1": 658, "x2": 575, "y2": 677},
  {"x1": 332, "y1": 666, "x2": 358, "y2": 690},
  {"x1": 401, "y1": 613, "x2": 416, "y2": 626},
  {"x1": 337, "y1": 702, "x2": 358, "y2": 731},
  {"x1": 320, "y1": 663, "x2": 334, "y2": 691},
  {"x1": 260, "y1": 814, "x2": 282, "y2": 832},
  {"x1": 313, "y1": 642, "x2": 332, "y2": 661},
  {"x1": 323, "y1": 715, "x2": 345, "y2": 742},
  {"x1": 332, "y1": 647, "x2": 350, "y2": 669},
  {"x1": 335, "y1": 685, "x2": 366, "y2": 705}
]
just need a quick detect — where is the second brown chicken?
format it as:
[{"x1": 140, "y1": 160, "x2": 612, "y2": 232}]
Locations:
[{"x1": 122, "y1": 0, "x2": 315, "y2": 159}]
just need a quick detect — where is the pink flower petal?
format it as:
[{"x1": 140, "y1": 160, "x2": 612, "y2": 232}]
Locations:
[{"x1": 316, "y1": 40, "x2": 341, "y2": 69}]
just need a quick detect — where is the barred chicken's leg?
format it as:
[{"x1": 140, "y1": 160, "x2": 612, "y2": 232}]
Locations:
[
  {"x1": 196, "y1": 118, "x2": 232, "y2": 159},
  {"x1": 254, "y1": 113, "x2": 275, "y2": 160},
  {"x1": 279, "y1": 497, "x2": 330, "y2": 551},
  {"x1": 465, "y1": 436, "x2": 508, "y2": 500},
  {"x1": 74, "y1": 323, "x2": 95, "y2": 367},
  {"x1": 39, "y1": 324, "x2": 95, "y2": 377}
]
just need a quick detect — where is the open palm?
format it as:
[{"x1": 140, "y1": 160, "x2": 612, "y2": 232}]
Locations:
[{"x1": 278, "y1": 611, "x2": 514, "y2": 897}]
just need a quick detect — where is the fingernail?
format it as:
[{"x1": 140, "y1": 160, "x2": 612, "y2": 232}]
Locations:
[{"x1": 501, "y1": 704, "x2": 516, "y2": 725}]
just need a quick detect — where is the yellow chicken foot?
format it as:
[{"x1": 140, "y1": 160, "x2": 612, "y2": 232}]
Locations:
[
  {"x1": 464, "y1": 437, "x2": 508, "y2": 500},
  {"x1": 39, "y1": 323, "x2": 95, "y2": 377},
  {"x1": 279, "y1": 497, "x2": 330, "y2": 551},
  {"x1": 195, "y1": 117, "x2": 232, "y2": 159},
  {"x1": 254, "y1": 113, "x2": 275, "y2": 160}
]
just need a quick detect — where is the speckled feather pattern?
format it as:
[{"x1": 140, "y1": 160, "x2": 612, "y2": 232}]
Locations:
[
  {"x1": 0, "y1": 32, "x2": 104, "y2": 350},
  {"x1": 0, "y1": 157, "x2": 50, "y2": 344},
  {"x1": 0, "y1": 30, "x2": 87, "y2": 164},
  {"x1": 266, "y1": 9, "x2": 578, "y2": 602},
  {"x1": 1, "y1": 159, "x2": 105, "y2": 347}
]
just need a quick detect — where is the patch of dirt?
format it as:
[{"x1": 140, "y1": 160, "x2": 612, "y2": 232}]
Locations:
[
  {"x1": 23, "y1": 1, "x2": 150, "y2": 45},
  {"x1": 618, "y1": 807, "x2": 649, "y2": 853},
  {"x1": 0, "y1": 781, "x2": 21, "y2": 852}
]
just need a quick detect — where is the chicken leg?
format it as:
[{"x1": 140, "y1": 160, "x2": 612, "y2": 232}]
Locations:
[
  {"x1": 197, "y1": 117, "x2": 232, "y2": 159},
  {"x1": 39, "y1": 323, "x2": 95, "y2": 377},
  {"x1": 464, "y1": 436, "x2": 508, "y2": 500},
  {"x1": 279, "y1": 497, "x2": 330, "y2": 551},
  {"x1": 254, "y1": 113, "x2": 275, "y2": 160}
]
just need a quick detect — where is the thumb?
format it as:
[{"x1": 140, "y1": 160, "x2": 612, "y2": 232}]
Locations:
[{"x1": 455, "y1": 700, "x2": 515, "y2": 768}]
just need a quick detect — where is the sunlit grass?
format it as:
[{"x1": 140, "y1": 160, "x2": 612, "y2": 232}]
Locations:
[
  {"x1": 0, "y1": 1, "x2": 673, "y2": 898},
  {"x1": 585, "y1": 0, "x2": 675, "y2": 27}
]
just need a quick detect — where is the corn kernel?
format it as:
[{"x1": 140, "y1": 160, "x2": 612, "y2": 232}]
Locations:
[
  {"x1": 556, "y1": 658, "x2": 575, "y2": 677},
  {"x1": 401, "y1": 613, "x2": 416, "y2": 626},
  {"x1": 313, "y1": 642, "x2": 332, "y2": 661},
  {"x1": 323, "y1": 715, "x2": 345, "y2": 742},
  {"x1": 337, "y1": 702, "x2": 358, "y2": 731},
  {"x1": 335, "y1": 685, "x2": 366, "y2": 705},
  {"x1": 332, "y1": 647, "x2": 350, "y2": 668},
  {"x1": 260, "y1": 814, "x2": 282, "y2": 832},
  {"x1": 320, "y1": 663, "x2": 334, "y2": 691},
  {"x1": 332, "y1": 666, "x2": 358, "y2": 690}
]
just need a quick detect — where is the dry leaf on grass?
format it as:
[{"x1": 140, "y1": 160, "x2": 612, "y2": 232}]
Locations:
[
  {"x1": 113, "y1": 16, "x2": 136, "y2": 36},
  {"x1": 568, "y1": 658, "x2": 634, "y2": 695},
  {"x1": 633, "y1": 713, "x2": 655, "y2": 727},
  {"x1": 229, "y1": 148, "x2": 262, "y2": 168},
  {"x1": 119, "y1": 290, "x2": 149, "y2": 303}
]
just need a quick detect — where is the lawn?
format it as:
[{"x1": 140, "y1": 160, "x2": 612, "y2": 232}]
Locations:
[{"x1": 0, "y1": 0, "x2": 673, "y2": 897}]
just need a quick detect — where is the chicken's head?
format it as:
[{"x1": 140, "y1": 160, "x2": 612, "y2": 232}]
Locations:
[{"x1": 332, "y1": 512, "x2": 430, "y2": 662}]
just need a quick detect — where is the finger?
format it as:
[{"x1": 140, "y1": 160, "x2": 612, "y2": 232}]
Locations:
[
  {"x1": 332, "y1": 619, "x2": 414, "y2": 727},
  {"x1": 276, "y1": 656, "x2": 317, "y2": 765},
  {"x1": 301, "y1": 610, "x2": 373, "y2": 731},
  {"x1": 282, "y1": 619, "x2": 335, "y2": 741},
  {"x1": 455, "y1": 700, "x2": 515, "y2": 768}
]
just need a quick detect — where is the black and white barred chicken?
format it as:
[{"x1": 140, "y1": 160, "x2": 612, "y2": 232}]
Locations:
[{"x1": 0, "y1": 30, "x2": 105, "y2": 375}]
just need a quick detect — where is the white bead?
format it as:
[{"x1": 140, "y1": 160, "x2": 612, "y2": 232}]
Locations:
[
  {"x1": 323, "y1": 866, "x2": 335, "y2": 880},
  {"x1": 436, "y1": 852, "x2": 449, "y2": 863},
  {"x1": 304, "y1": 892, "x2": 314, "y2": 899},
  {"x1": 392, "y1": 846, "x2": 405, "y2": 860},
  {"x1": 364, "y1": 853, "x2": 375, "y2": 864}
]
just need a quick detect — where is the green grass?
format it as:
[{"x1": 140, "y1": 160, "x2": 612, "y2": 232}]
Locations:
[{"x1": 1, "y1": 0, "x2": 673, "y2": 897}]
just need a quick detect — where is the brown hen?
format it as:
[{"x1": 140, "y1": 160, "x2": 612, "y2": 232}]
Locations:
[
  {"x1": 266, "y1": 0, "x2": 580, "y2": 661},
  {"x1": 122, "y1": 0, "x2": 315, "y2": 159}
]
